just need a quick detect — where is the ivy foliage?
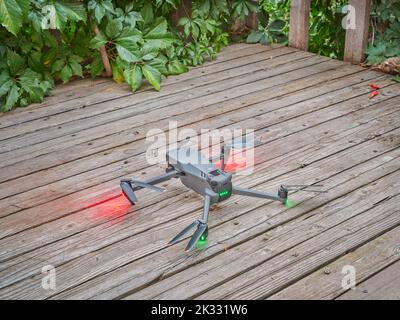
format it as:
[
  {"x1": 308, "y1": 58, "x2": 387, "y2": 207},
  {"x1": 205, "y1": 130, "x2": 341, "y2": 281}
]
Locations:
[{"x1": 365, "y1": 0, "x2": 400, "y2": 66}]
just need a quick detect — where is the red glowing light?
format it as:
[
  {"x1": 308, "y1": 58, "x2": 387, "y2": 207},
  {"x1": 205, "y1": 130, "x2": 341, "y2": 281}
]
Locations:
[
  {"x1": 214, "y1": 151, "x2": 249, "y2": 172},
  {"x1": 84, "y1": 193, "x2": 125, "y2": 210},
  {"x1": 84, "y1": 192, "x2": 132, "y2": 222}
]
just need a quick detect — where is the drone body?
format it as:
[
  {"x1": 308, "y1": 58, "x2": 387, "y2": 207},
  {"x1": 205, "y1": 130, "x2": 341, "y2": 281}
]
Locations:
[{"x1": 120, "y1": 146, "x2": 325, "y2": 251}]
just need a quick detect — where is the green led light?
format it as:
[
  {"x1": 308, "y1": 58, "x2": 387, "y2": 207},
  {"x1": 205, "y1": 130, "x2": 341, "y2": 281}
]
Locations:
[
  {"x1": 219, "y1": 190, "x2": 230, "y2": 197},
  {"x1": 284, "y1": 198, "x2": 297, "y2": 209},
  {"x1": 197, "y1": 238, "x2": 207, "y2": 250}
]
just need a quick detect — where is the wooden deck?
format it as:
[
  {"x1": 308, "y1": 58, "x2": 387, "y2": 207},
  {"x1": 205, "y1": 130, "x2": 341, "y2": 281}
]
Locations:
[{"x1": 0, "y1": 44, "x2": 399, "y2": 300}]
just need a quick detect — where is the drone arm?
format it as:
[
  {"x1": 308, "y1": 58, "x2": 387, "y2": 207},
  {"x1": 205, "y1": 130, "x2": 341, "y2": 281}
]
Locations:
[
  {"x1": 232, "y1": 186, "x2": 285, "y2": 203},
  {"x1": 201, "y1": 194, "x2": 211, "y2": 223},
  {"x1": 142, "y1": 170, "x2": 179, "y2": 186},
  {"x1": 126, "y1": 169, "x2": 179, "y2": 191}
]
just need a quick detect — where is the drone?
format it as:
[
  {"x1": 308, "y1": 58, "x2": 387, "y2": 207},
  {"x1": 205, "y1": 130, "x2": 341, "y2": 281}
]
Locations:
[{"x1": 120, "y1": 141, "x2": 326, "y2": 251}]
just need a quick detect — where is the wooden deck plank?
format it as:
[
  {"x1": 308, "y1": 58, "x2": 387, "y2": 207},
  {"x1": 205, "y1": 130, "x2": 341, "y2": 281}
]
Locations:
[
  {"x1": 269, "y1": 226, "x2": 400, "y2": 299},
  {"x1": 0, "y1": 44, "x2": 399, "y2": 300},
  {"x1": 337, "y1": 260, "x2": 400, "y2": 300}
]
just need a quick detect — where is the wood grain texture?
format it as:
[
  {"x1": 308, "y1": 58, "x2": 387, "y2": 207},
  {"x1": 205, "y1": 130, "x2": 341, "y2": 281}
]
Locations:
[
  {"x1": 337, "y1": 260, "x2": 400, "y2": 300},
  {"x1": 344, "y1": 0, "x2": 372, "y2": 64},
  {"x1": 289, "y1": 0, "x2": 311, "y2": 51},
  {"x1": 269, "y1": 226, "x2": 400, "y2": 299}
]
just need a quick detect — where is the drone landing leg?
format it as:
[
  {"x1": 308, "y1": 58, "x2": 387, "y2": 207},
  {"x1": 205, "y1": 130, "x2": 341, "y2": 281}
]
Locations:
[
  {"x1": 232, "y1": 186, "x2": 285, "y2": 204},
  {"x1": 168, "y1": 195, "x2": 211, "y2": 252}
]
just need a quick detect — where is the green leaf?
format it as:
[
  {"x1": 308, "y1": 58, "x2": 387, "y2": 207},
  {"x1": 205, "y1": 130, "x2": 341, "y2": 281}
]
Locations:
[
  {"x1": 140, "y1": 2, "x2": 154, "y2": 25},
  {"x1": 58, "y1": 1, "x2": 87, "y2": 22},
  {"x1": 246, "y1": 31, "x2": 263, "y2": 43},
  {"x1": 7, "y1": 50, "x2": 25, "y2": 75},
  {"x1": 60, "y1": 64, "x2": 72, "y2": 83},
  {"x1": 269, "y1": 19, "x2": 286, "y2": 32},
  {"x1": 106, "y1": 19, "x2": 123, "y2": 39},
  {"x1": 114, "y1": 28, "x2": 142, "y2": 62},
  {"x1": 142, "y1": 64, "x2": 161, "y2": 91},
  {"x1": 19, "y1": 97, "x2": 28, "y2": 107},
  {"x1": 90, "y1": 53, "x2": 104, "y2": 78},
  {"x1": 94, "y1": 5, "x2": 105, "y2": 24},
  {"x1": 3, "y1": 84, "x2": 19, "y2": 111},
  {"x1": 19, "y1": 69, "x2": 44, "y2": 102},
  {"x1": 259, "y1": 34, "x2": 270, "y2": 45},
  {"x1": 0, "y1": 0, "x2": 28, "y2": 35},
  {"x1": 27, "y1": 51, "x2": 44, "y2": 73},
  {"x1": 167, "y1": 60, "x2": 188, "y2": 75},
  {"x1": 90, "y1": 33, "x2": 108, "y2": 49},
  {"x1": 123, "y1": 64, "x2": 142, "y2": 91},
  {"x1": 69, "y1": 61, "x2": 83, "y2": 77},
  {"x1": 145, "y1": 19, "x2": 168, "y2": 39},
  {"x1": 114, "y1": 27, "x2": 142, "y2": 46},
  {"x1": 148, "y1": 58, "x2": 168, "y2": 75},
  {"x1": 45, "y1": 1, "x2": 87, "y2": 30},
  {"x1": 116, "y1": 45, "x2": 140, "y2": 63},
  {"x1": 51, "y1": 59, "x2": 65, "y2": 74},
  {"x1": 101, "y1": 0, "x2": 114, "y2": 13},
  {"x1": 111, "y1": 61, "x2": 125, "y2": 83},
  {"x1": 0, "y1": 77, "x2": 13, "y2": 97}
]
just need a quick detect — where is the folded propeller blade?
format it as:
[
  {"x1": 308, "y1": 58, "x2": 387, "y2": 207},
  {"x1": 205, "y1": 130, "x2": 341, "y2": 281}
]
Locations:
[
  {"x1": 185, "y1": 223, "x2": 207, "y2": 252},
  {"x1": 131, "y1": 180, "x2": 164, "y2": 192},
  {"x1": 168, "y1": 221, "x2": 198, "y2": 246},
  {"x1": 120, "y1": 181, "x2": 138, "y2": 204},
  {"x1": 283, "y1": 184, "x2": 327, "y2": 193}
]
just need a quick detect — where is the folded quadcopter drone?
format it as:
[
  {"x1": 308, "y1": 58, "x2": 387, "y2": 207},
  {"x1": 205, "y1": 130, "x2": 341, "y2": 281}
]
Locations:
[{"x1": 120, "y1": 143, "x2": 325, "y2": 251}]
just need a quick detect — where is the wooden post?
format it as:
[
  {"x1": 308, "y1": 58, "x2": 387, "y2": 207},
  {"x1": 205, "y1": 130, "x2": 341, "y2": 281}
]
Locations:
[
  {"x1": 344, "y1": 0, "x2": 372, "y2": 64},
  {"x1": 171, "y1": 0, "x2": 192, "y2": 26},
  {"x1": 288, "y1": 0, "x2": 311, "y2": 51}
]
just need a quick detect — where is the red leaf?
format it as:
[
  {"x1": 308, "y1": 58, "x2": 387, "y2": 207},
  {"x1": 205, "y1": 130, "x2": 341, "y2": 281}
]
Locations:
[
  {"x1": 369, "y1": 90, "x2": 379, "y2": 99},
  {"x1": 368, "y1": 83, "x2": 380, "y2": 90}
]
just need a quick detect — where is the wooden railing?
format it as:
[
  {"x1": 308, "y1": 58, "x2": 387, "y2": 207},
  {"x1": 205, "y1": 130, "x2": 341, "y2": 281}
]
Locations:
[
  {"x1": 289, "y1": 0, "x2": 372, "y2": 63},
  {"x1": 172, "y1": 0, "x2": 372, "y2": 64}
]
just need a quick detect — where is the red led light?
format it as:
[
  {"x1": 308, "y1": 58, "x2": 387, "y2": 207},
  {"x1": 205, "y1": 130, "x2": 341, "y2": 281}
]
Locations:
[{"x1": 84, "y1": 192, "x2": 131, "y2": 222}]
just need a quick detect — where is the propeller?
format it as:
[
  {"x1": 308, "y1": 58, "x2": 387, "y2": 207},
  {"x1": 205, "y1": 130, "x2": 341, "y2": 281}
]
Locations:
[
  {"x1": 280, "y1": 184, "x2": 327, "y2": 209},
  {"x1": 282, "y1": 184, "x2": 327, "y2": 193},
  {"x1": 168, "y1": 220, "x2": 208, "y2": 252},
  {"x1": 120, "y1": 180, "x2": 164, "y2": 204},
  {"x1": 120, "y1": 180, "x2": 138, "y2": 204}
]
